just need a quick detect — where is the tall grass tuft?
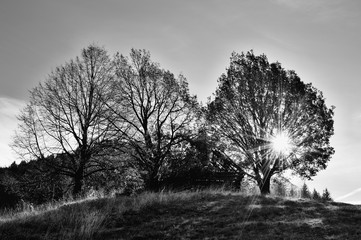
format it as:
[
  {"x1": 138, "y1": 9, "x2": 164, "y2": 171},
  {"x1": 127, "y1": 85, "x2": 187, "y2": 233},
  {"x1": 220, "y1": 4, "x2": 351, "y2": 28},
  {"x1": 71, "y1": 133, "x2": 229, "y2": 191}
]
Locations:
[
  {"x1": 0, "y1": 188, "x2": 239, "y2": 239},
  {"x1": 1, "y1": 187, "x2": 305, "y2": 239}
]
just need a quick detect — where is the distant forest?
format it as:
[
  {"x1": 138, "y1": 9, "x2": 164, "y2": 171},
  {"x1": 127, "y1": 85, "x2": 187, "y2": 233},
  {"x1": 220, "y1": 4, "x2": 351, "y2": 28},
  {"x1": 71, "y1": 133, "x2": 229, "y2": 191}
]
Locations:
[{"x1": 0, "y1": 45, "x2": 334, "y2": 208}]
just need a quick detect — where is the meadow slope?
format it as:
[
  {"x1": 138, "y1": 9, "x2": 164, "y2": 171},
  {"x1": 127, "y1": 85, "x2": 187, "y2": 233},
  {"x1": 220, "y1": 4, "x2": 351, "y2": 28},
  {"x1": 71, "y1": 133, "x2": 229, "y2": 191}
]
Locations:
[{"x1": 0, "y1": 190, "x2": 361, "y2": 239}]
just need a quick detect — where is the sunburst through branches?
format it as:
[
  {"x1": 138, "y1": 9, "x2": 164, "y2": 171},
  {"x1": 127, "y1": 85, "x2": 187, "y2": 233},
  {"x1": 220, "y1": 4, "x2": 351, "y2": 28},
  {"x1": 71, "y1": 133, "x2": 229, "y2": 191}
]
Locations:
[{"x1": 271, "y1": 131, "x2": 294, "y2": 156}]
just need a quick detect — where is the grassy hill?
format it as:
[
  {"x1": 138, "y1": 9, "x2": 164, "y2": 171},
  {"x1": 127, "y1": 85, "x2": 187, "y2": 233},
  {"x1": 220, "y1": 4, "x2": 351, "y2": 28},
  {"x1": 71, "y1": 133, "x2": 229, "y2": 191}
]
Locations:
[{"x1": 1, "y1": 190, "x2": 361, "y2": 239}]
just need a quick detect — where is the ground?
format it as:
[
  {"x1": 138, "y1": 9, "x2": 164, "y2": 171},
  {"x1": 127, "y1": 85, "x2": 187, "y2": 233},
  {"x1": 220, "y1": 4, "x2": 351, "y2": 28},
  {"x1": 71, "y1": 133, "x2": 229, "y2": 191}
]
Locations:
[{"x1": 1, "y1": 190, "x2": 361, "y2": 239}]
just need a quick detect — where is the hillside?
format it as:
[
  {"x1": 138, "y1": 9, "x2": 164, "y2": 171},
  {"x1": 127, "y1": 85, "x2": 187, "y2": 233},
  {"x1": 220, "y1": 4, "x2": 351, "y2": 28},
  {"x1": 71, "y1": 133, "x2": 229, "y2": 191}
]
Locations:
[{"x1": 0, "y1": 190, "x2": 361, "y2": 240}]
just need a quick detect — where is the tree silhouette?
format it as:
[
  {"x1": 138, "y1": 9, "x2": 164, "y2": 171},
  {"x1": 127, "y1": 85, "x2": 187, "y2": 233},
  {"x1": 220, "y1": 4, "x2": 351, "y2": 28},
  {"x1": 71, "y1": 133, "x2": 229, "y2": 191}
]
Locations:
[
  {"x1": 110, "y1": 49, "x2": 199, "y2": 190},
  {"x1": 312, "y1": 188, "x2": 321, "y2": 201},
  {"x1": 322, "y1": 188, "x2": 332, "y2": 201},
  {"x1": 301, "y1": 183, "x2": 311, "y2": 199},
  {"x1": 12, "y1": 45, "x2": 121, "y2": 196},
  {"x1": 208, "y1": 50, "x2": 334, "y2": 194}
]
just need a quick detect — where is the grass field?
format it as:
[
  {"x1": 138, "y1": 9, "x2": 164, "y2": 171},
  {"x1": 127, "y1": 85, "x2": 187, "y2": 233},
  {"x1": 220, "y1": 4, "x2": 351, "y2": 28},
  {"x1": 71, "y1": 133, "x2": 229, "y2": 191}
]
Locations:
[{"x1": 1, "y1": 189, "x2": 361, "y2": 239}]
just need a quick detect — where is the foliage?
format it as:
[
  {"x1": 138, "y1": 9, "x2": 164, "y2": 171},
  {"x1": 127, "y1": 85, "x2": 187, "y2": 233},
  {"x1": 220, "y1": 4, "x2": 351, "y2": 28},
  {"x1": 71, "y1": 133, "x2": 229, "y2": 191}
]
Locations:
[
  {"x1": 160, "y1": 127, "x2": 236, "y2": 190},
  {"x1": 121, "y1": 168, "x2": 145, "y2": 195},
  {"x1": 0, "y1": 161, "x2": 69, "y2": 207},
  {"x1": 322, "y1": 188, "x2": 332, "y2": 201},
  {"x1": 207, "y1": 50, "x2": 335, "y2": 194},
  {"x1": 289, "y1": 186, "x2": 297, "y2": 198},
  {"x1": 8, "y1": 45, "x2": 336, "y2": 213},
  {"x1": 0, "y1": 169, "x2": 21, "y2": 209},
  {"x1": 7, "y1": 45, "x2": 204, "y2": 203},
  {"x1": 272, "y1": 178, "x2": 287, "y2": 197},
  {"x1": 300, "y1": 183, "x2": 311, "y2": 199},
  {"x1": 312, "y1": 189, "x2": 321, "y2": 201},
  {"x1": 0, "y1": 157, "x2": 142, "y2": 207}
]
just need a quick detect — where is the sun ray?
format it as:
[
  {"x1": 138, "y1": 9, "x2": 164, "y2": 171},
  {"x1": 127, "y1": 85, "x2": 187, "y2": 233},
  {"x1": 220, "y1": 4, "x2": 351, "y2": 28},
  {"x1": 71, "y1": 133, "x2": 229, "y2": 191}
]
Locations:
[{"x1": 271, "y1": 131, "x2": 293, "y2": 156}]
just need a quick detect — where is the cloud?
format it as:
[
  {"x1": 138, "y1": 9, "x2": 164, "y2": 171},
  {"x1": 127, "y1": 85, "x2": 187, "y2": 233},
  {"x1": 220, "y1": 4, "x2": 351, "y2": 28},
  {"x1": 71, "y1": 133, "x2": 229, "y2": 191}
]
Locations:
[
  {"x1": 272, "y1": 0, "x2": 331, "y2": 9},
  {"x1": 271, "y1": 0, "x2": 346, "y2": 22},
  {"x1": 0, "y1": 97, "x2": 25, "y2": 119},
  {"x1": 353, "y1": 112, "x2": 361, "y2": 121},
  {"x1": 335, "y1": 187, "x2": 361, "y2": 201},
  {"x1": 272, "y1": 0, "x2": 309, "y2": 8},
  {"x1": 270, "y1": 0, "x2": 360, "y2": 24},
  {"x1": 0, "y1": 97, "x2": 25, "y2": 167}
]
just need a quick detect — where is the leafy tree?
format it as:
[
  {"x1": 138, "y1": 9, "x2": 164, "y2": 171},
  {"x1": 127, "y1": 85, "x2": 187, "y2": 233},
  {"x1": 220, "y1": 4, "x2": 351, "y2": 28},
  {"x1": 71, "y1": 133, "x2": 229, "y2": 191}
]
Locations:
[
  {"x1": 6, "y1": 159, "x2": 69, "y2": 204},
  {"x1": 207, "y1": 50, "x2": 334, "y2": 194},
  {"x1": 110, "y1": 49, "x2": 199, "y2": 190},
  {"x1": 0, "y1": 167, "x2": 22, "y2": 209},
  {"x1": 12, "y1": 45, "x2": 121, "y2": 196},
  {"x1": 322, "y1": 188, "x2": 332, "y2": 201}
]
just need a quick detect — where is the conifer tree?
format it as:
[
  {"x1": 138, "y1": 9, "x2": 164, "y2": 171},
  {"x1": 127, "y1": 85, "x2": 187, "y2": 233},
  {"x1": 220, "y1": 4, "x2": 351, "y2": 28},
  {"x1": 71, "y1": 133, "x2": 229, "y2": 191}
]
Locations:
[
  {"x1": 300, "y1": 183, "x2": 311, "y2": 199},
  {"x1": 312, "y1": 188, "x2": 321, "y2": 201},
  {"x1": 322, "y1": 188, "x2": 332, "y2": 201}
]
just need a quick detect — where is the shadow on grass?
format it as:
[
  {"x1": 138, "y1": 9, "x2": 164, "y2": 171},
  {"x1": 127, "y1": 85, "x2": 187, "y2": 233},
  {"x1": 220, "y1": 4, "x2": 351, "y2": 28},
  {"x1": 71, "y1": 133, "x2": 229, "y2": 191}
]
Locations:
[
  {"x1": 1, "y1": 191, "x2": 361, "y2": 240},
  {"x1": 97, "y1": 194, "x2": 361, "y2": 240}
]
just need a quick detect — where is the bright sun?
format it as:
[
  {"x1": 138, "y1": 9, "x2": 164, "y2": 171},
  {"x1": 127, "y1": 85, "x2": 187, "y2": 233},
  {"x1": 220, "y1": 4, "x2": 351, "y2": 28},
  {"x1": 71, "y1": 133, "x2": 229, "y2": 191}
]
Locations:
[{"x1": 271, "y1": 131, "x2": 293, "y2": 155}]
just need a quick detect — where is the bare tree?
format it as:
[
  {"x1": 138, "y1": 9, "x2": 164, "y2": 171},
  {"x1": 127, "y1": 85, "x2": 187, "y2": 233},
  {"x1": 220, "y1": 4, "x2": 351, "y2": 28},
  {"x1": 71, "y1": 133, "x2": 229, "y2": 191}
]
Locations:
[
  {"x1": 110, "y1": 49, "x2": 199, "y2": 190},
  {"x1": 12, "y1": 45, "x2": 121, "y2": 196}
]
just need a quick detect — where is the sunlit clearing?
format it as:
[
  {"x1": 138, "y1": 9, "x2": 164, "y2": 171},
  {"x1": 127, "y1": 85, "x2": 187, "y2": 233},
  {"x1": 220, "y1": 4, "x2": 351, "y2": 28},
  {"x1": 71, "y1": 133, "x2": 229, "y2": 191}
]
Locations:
[{"x1": 271, "y1": 131, "x2": 293, "y2": 156}]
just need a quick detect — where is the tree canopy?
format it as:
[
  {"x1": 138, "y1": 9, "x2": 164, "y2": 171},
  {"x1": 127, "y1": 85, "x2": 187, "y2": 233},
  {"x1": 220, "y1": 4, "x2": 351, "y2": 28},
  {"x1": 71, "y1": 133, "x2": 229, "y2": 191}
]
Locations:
[
  {"x1": 207, "y1": 50, "x2": 334, "y2": 194},
  {"x1": 10, "y1": 46, "x2": 335, "y2": 197},
  {"x1": 110, "y1": 49, "x2": 199, "y2": 189}
]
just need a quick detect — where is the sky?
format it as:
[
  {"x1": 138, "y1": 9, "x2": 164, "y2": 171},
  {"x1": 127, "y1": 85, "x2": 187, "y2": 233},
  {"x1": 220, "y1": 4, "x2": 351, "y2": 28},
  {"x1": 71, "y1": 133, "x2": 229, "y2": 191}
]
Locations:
[{"x1": 1, "y1": 0, "x2": 361, "y2": 203}]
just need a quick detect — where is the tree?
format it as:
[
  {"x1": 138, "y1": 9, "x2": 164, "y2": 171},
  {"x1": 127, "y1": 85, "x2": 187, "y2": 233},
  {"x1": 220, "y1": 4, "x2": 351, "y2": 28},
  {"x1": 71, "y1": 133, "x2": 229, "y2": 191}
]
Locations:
[
  {"x1": 322, "y1": 188, "x2": 332, "y2": 201},
  {"x1": 312, "y1": 188, "x2": 321, "y2": 201},
  {"x1": 12, "y1": 45, "x2": 121, "y2": 196},
  {"x1": 274, "y1": 180, "x2": 286, "y2": 197},
  {"x1": 110, "y1": 49, "x2": 199, "y2": 190},
  {"x1": 0, "y1": 167, "x2": 22, "y2": 209},
  {"x1": 289, "y1": 186, "x2": 297, "y2": 198},
  {"x1": 301, "y1": 183, "x2": 311, "y2": 199},
  {"x1": 207, "y1": 50, "x2": 334, "y2": 194},
  {"x1": 5, "y1": 159, "x2": 69, "y2": 204}
]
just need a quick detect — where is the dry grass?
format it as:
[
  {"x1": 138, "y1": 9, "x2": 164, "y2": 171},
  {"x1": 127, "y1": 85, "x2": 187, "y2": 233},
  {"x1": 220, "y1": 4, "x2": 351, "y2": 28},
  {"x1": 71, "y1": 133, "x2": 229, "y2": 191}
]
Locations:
[
  {"x1": 0, "y1": 189, "x2": 224, "y2": 239},
  {"x1": 1, "y1": 189, "x2": 361, "y2": 239}
]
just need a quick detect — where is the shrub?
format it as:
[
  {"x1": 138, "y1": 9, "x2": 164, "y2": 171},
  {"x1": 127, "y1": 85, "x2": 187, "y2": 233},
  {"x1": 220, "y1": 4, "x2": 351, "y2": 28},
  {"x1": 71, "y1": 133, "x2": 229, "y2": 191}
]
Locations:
[{"x1": 122, "y1": 168, "x2": 144, "y2": 195}]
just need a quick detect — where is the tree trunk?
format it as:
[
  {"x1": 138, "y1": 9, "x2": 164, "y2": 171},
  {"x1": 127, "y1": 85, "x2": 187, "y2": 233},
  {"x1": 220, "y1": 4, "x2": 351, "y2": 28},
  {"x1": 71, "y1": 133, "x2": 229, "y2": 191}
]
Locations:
[
  {"x1": 231, "y1": 172, "x2": 244, "y2": 190},
  {"x1": 72, "y1": 169, "x2": 84, "y2": 197},
  {"x1": 259, "y1": 174, "x2": 272, "y2": 195},
  {"x1": 145, "y1": 170, "x2": 161, "y2": 191}
]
